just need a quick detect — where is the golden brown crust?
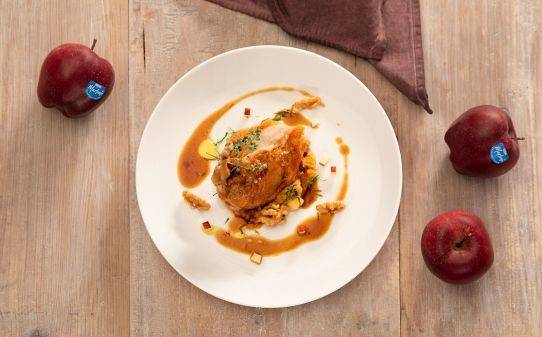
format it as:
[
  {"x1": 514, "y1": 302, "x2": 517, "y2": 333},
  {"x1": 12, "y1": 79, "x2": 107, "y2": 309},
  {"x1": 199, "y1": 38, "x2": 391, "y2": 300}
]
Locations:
[
  {"x1": 212, "y1": 122, "x2": 309, "y2": 211},
  {"x1": 212, "y1": 121, "x2": 321, "y2": 228},
  {"x1": 299, "y1": 151, "x2": 318, "y2": 192}
]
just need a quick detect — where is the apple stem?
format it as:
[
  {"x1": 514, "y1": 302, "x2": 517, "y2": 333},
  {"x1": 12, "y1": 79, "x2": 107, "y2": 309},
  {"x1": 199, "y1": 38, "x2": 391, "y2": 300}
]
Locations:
[
  {"x1": 455, "y1": 233, "x2": 472, "y2": 249},
  {"x1": 511, "y1": 137, "x2": 525, "y2": 141},
  {"x1": 91, "y1": 39, "x2": 97, "y2": 51}
]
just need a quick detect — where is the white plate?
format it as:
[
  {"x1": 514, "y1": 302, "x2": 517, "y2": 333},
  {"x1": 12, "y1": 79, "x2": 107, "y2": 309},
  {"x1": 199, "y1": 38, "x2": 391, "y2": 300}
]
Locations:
[{"x1": 136, "y1": 46, "x2": 402, "y2": 308}]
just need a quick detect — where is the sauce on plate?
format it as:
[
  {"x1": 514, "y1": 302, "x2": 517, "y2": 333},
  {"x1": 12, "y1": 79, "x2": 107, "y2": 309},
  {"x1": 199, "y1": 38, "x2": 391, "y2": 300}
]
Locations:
[
  {"x1": 214, "y1": 141, "x2": 350, "y2": 256},
  {"x1": 283, "y1": 112, "x2": 312, "y2": 127},
  {"x1": 180, "y1": 86, "x2": 347, "y2": 259},
  {"x1": 178, "y1": 87, "x2": 312, "y2": 187}
]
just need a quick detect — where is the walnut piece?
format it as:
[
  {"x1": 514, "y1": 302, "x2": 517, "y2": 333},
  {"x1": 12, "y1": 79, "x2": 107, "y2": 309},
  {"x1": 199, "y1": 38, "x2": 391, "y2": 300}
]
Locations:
[
  {"x1": 292, "y1": 96, "x2": 324, "y2": 111},
  {"x1": 182, "y1": 191, "x2": 211, "y2": 210},
  {"x1": 316, "y1": 201, "x2": 346, "y2": 215},
  {"x1": 254, "y1": 203, "x2": 289, "y2": 226}
]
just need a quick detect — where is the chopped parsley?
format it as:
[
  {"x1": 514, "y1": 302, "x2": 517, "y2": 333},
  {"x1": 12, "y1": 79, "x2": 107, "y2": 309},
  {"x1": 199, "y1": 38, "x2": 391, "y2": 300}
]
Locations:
[
  {"x1": 229, "y1": 159, "x2": 267, "y2": 174},
  {"x1": 231, "y1": 128, "x2": 261, "y2": 154}
]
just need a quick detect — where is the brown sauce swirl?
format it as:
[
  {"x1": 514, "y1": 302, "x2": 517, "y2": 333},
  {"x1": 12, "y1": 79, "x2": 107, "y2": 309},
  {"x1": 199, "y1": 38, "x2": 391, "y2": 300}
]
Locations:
[
  {"x1": 178, "y1": 87, "x2": 312, "y2": 188},
  {"x1": 179, "y1": 87, "x2": 348, "y2": 258},
  {"x1": 215, "y1": 141, "x2": 349, "y2": 256}
]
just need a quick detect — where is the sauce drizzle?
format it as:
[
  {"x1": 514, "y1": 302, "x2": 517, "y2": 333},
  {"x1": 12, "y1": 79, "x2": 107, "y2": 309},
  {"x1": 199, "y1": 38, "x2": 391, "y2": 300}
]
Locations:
[
  {"x1": 283, "y1": 112, "x2": 313, "y2": 127},
  {"x1": 215, "y1": 141, "x2": 350, "y2": 256},
  {"x1": 178, "y1": 87, "x2": 312, "y2": 188},
  {"x1": 179, "y1": 87, "x2": 348, "y2": 259}
]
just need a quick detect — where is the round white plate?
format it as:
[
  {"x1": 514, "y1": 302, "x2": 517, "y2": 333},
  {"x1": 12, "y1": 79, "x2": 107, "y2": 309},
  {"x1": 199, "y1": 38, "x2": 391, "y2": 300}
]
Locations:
[{"x1": 136, "y1": 46, "x2": 402, "y2": 308}]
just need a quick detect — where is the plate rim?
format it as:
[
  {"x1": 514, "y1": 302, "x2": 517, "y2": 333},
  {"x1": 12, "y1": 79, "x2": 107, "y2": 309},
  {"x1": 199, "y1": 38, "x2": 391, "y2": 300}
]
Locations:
[{"x1": 135, "y1": 45, "x2": 403, "y2": 308}]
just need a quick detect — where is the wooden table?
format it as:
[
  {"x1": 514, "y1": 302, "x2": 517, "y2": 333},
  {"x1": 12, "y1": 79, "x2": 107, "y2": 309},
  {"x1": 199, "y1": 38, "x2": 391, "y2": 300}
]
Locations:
[{"x1": 1, "y1": 1, "x2": 540, "y2": 336}]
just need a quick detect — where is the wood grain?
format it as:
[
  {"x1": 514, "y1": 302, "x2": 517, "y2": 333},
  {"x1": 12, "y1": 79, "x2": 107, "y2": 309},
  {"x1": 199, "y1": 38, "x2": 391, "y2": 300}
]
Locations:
[
  {"x1": 1, "y1": 0, "x2": 541, "y2": 336},
  {"x1": 399, "y1": 1, "x2": 542, "y2": 336},
  {"x1": 0, "y1": 1, "x2": 129, "y2": 337}
]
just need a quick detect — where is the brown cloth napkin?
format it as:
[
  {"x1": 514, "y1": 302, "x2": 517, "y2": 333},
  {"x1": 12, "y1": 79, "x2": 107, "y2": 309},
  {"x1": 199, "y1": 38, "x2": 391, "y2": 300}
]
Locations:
[{"x1": 206, "y1": 0, "x2": 432, "y2": 113}]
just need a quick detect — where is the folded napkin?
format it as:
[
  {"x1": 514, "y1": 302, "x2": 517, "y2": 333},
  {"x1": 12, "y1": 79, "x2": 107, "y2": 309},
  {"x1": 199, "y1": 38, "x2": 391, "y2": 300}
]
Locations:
[{"x1": 207, "y1": 0, "x2": 432, "y2": 113}]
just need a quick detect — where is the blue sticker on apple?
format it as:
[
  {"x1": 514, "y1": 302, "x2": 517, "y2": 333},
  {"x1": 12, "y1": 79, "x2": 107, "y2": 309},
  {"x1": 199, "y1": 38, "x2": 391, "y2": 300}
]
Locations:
[
  {"x1": 85, "y1": 80, "x2": 106, "y2": 100},
  {"x1": 490, "y1": 143, "x2": 509, "y2": 164}
]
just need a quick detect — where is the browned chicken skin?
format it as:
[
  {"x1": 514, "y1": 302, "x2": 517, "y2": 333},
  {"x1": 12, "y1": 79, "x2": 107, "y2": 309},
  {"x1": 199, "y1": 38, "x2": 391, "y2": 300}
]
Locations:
[{"x1": 212, "y1": 120, "x2": 309, "y2": 213}]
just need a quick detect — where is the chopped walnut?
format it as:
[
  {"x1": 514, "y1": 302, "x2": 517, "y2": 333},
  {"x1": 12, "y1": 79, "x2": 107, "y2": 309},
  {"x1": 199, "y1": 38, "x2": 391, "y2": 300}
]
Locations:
[
  {"x1": 316, "y1": 201, "x2": 346, "y2": 215},
  {"x1": 292, "y1": 96, "x2": 324, "y2": 111},
  {"x1": 182, "y1": 190, "x2": 211, "y2": 210},
  {"x1": 254, "y1": 203, "x2": 289, "y2": 226}
]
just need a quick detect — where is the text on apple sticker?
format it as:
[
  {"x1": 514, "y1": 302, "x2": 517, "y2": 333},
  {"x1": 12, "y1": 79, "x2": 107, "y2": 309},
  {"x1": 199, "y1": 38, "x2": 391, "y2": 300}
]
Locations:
[
  {"x1": 85, "y1": 80, "x2": 107, "y2": 100},
  {"x1": 490, "y1": 143, "x2": 509, "y2": 164}
]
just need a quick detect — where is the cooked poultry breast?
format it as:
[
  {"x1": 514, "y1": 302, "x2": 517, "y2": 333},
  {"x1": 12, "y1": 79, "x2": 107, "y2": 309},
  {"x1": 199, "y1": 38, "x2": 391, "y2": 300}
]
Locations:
[{"x1": 212, "y1": 120, "x2": 309, "y2": 212}]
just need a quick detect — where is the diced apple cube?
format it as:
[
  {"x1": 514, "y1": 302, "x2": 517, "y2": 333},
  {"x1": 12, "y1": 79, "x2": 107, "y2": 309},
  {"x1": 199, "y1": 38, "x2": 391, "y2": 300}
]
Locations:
[
  {"x1": 319, "y1": 155, "x2": 330, "y2": 166},
  {"x1": 250, "y1": 252, "x2": 262, "y2": 265},
  {"x1": 287, "y1": 197, "x2": 304, "y2": 210},
  {"x1": 297, "y1": 225, "x2": 308, "y2": 236}
]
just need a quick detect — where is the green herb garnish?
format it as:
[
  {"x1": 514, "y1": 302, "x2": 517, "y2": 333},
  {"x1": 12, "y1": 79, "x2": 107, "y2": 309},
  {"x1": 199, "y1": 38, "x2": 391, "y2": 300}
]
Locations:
[
  {"x1": 272, "y1": 108, "x2": 291, "y2": 121},
  {"x1": 281, "y1": 184, "x2": 301, "y2": 206},
  {"x1": 307, "y1": 175, "x2": 319, "y2": 190},
  {"x1": 231, "y1": 128, "x2": 261, "y2": 154},
  {"x1": 307, "y1": 175, "x2": 323, "y2": 196},
  {"x1": 214, "y1": 129, "x2": 236, "y2": 146}
]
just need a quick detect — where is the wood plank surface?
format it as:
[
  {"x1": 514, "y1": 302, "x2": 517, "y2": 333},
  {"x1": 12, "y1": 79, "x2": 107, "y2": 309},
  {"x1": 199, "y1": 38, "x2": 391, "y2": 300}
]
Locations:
[
  {"x1": 0, "y1": 0, "x2": 540, "y2": 336},
  {"x1": 399, "y1": 1, "x2": 542, "y2": 336},
  {"x1": 0, "y1": 1, "x2": 130, "y2": 337}
]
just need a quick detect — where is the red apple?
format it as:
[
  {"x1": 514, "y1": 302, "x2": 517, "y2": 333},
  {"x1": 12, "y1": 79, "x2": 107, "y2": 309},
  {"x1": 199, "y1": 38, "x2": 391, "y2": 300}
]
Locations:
[
  {"x1": 421, "y1": 210, "x2": 494, "y2": 284},
  {"x1": 444, "y1": 105, "x2": 522, "y2": 177},
  {"x1": 37, "y1": 39, "x2": 115, "y2": 118}
]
